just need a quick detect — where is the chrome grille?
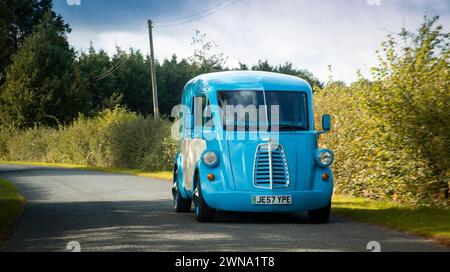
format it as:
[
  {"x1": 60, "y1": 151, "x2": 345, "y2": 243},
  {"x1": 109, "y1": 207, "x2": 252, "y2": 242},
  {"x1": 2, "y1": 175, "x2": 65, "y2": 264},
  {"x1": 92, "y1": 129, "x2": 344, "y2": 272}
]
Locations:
[{"x1": 253, "y1": 143, "x2": 290, "y2": 189}]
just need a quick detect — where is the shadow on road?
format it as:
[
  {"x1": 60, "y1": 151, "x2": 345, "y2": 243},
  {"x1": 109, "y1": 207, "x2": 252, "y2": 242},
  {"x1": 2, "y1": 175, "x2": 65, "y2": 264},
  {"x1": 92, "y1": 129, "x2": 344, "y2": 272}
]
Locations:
[{"x1": 6, "y1": 199, "x2": 444, "y2": 252}]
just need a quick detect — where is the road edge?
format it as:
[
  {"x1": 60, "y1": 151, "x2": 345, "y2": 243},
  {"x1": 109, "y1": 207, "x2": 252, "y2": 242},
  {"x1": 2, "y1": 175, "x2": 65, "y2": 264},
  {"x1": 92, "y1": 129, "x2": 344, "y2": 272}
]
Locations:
[
  {"x1": 0, "y1": 177, "x2": 26, "y2": 249},
  {"x1": 0, "y1": 161, "x2": 172, "y2": 181}
]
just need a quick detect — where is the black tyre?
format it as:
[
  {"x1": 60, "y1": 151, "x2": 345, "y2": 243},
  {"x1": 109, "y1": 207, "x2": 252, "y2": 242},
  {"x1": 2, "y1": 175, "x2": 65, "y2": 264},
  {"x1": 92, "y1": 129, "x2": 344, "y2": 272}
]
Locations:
[
  {"x1": 308, "y1": 203, "x2": 331, "y2": 223},
  {"x1": 172, "y1": 169, "x2": 191, "y2": 213},
  {"x1": 194, "y1": 177, "x2": 215, "y2": 222}
]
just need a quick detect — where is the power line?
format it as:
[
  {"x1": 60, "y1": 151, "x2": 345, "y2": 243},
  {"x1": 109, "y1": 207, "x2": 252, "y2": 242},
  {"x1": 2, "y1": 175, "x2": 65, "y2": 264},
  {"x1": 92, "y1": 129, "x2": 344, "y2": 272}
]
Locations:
[
  {"x1": 155, "y1": 0, "x2": 242, "y2": 27},
  {"x1": 155, "y1": 0, "x2": 234, "y2": 23},
  {"x1": 96, "y1": 55, "x2": 128, "y2": 81},
  {"x1": 96, "y1": 57, "x2": 126, "y2": 81},
  {"x1": 154, "y1": 0, "x2": 243, "y2": 28}
]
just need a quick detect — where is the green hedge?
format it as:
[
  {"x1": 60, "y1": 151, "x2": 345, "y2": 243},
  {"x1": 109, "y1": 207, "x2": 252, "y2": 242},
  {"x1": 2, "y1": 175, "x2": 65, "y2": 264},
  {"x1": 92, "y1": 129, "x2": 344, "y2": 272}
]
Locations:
[
  {"x1": 314, "y1": 17, "x2": 449, "y2": 206},
  {"x1": 0, "y1": 107, "x2": 178, "y2": 172}
]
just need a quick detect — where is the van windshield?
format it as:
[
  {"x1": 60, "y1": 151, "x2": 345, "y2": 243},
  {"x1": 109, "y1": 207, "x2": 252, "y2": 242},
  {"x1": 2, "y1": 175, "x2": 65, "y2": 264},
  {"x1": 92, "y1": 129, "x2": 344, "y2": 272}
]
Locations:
[{"x1": 217, "y1": 91, "x2": 309, "y2": 131}]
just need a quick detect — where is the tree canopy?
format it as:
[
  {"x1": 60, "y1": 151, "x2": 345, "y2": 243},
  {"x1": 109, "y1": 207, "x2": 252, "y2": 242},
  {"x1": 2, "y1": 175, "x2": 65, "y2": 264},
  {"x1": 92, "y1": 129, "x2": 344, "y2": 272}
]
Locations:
[
  {"x1": 0, "y1": 0, "x2": 69, "y2": 81},
  {"x1": 0, "y1": 10, "x2": 74, "y2": 127}
]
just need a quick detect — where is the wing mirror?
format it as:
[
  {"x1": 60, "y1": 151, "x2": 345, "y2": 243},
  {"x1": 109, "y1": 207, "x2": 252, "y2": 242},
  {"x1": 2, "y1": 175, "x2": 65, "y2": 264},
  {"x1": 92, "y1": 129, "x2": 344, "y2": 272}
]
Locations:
[{"x1": 322, "y1": 114, "x2": 331, "y2": 131}]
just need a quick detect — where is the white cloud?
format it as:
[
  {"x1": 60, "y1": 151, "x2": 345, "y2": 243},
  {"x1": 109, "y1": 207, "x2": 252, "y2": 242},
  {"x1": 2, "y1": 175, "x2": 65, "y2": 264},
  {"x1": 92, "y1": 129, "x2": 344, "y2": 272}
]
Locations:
[
  {"x1": 366, "y1": 0, "x2": 382, "y2": 6},
  {"x1": 66, "y1": 0, "x2": 450, "y2": 83}
]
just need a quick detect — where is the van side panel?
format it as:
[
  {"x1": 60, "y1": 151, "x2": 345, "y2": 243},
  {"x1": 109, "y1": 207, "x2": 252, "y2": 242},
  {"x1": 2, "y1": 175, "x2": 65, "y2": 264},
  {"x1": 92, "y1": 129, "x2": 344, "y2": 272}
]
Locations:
[{"x1": 181, "y1": 139, "x2": 207, "y2": 195}]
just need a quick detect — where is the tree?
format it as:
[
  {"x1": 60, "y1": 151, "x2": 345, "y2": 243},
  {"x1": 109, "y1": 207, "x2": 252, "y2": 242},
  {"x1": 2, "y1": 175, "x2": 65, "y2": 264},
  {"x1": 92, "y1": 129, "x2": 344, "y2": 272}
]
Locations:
[
  {"x1": 72, "y1": 45, "x2": 122, "y2": 115},
  {"x1": 0, "y1": 10, "x2": 74, "y2": 127},
  {"x1": 190, "y1": 30, "x2": 228, "y2": 73},
  {"x1": 250, "y1": 60, "x2": 323, "y2": 89},
  {"x1": 369, "y1": 16, "x2": 449, "y2": 203},
  {"x1": 156, "y1": 55, "x2": 198, "y2": 116},
  {"x1": 238, "y1": 62, "x2": 249, "y2": 70},
  {"x1": 251, "y1": 60, "x2": 275, "y2": 72},
  {"x1": 0, "y1": 0, "x2": 69, "y2": 82},
  {"x1": 112, "y1": 48, "x2": 151, "y2": 114},
  {"x1": 277, "y1": 62, "x2": 324, "y2": 89}
]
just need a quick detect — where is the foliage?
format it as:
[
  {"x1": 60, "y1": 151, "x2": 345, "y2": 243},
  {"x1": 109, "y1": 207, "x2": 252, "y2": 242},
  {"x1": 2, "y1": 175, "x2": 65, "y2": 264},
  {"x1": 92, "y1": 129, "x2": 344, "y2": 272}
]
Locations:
[
  {"x1": 0, "y1": 10, "x2": 74, "y2": 127},
  {"x1": 369, "y1": 16, "x2": 450, "y2": 204},
  {"x1": 190, "y1": 30, "x2": 228, "y2": 74},
  {"x1": 71, "y1": 46, "x2": 153, "y2": 117},
  {"x1": 156, "y1": 55, "x2": 199, "y2": 116},
  {"x1": 71, "y1": 45, "x2": 121, "y2": 115},
  {"x1": 0, "y1": 107, "x2": 177, "y2": 171},
  {"x1": 0, "y1": 0, "x2": 69, "y2": 81},
  {"x1": 248, "y1": 60, "x2": 324, "y2": 90},
  {"x1": 315, "y1": 17, "x2": 449, "y2": 206},
  {"x1": 112, "y1": 48, "x2": 151, "y2": 115}
]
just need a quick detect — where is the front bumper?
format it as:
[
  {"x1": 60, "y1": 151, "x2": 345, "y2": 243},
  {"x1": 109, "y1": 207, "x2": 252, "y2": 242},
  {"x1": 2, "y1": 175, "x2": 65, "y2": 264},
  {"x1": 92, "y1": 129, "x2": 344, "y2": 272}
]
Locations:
[{"x1": 203, "y1": 190, "x2": 333, "y2": 212}]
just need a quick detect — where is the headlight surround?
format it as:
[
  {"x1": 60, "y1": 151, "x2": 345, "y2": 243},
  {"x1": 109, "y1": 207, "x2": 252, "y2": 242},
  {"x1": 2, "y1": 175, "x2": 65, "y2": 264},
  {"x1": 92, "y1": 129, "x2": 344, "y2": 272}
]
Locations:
[
  {"x1": 202, "y1": 150, "x2": 219, "y2": 168},
  {"x1": 316, "y1": 149, "x2": 334, "y2": 168}
]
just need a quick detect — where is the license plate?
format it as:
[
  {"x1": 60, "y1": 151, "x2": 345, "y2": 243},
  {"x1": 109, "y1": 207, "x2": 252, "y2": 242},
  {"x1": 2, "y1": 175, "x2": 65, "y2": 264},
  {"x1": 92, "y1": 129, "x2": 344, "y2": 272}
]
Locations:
[{"x1": 252, "y1": 195, "x2": 292, "y2": 205}]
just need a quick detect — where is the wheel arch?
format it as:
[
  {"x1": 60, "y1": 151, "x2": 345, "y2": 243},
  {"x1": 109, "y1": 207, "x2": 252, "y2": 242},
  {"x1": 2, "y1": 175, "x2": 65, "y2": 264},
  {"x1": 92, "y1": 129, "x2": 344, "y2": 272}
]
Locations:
[
  {"x1": 193, "y1": 157, "x2": 209, "y2": 192},
  {"x1": 174, "y1": 153, "x2": 190, "y2": 199},
  {"x1": 193, "y1": 164, "x2": 200, "y2": 192}
]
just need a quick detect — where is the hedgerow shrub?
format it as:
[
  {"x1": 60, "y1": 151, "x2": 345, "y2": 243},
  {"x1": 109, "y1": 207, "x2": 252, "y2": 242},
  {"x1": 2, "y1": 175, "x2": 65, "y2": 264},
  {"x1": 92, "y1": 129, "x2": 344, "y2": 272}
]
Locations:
[
  {"x1": 315, "y1": 17, "x2": 449, "y2": 206},
  {"x1": 0, "y1": 107, "x2": 177, "y2": 171},
  {"x1": 0, "y1": 126, "x2": 11, "y2": 160}
]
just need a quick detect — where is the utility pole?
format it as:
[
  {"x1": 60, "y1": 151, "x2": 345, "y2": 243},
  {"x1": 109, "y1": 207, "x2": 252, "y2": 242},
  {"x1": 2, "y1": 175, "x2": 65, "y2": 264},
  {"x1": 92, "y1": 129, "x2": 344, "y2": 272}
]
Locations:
[{"x1": 148, "y1": 20, "x2": 160, "y2": 119}]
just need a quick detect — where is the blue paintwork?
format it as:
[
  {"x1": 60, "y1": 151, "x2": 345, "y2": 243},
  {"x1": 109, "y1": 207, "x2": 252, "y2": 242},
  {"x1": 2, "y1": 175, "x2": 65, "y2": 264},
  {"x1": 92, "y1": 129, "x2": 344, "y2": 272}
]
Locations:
[{"x1": 174, "y1": 71, "x2": 334, "y2": 213}]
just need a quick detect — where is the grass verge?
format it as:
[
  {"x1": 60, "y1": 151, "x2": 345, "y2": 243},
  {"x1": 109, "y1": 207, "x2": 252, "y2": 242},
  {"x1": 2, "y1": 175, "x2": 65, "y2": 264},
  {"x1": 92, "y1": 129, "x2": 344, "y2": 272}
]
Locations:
[
  {"x1": 0, "y1": 178, "x2": 25, "y2": 247},
  {"x1": 0, "y1": 161, "x2": 173, "y2": 181},
  {"x1": 333, "y1": 195, "x2": 450, "y2": 247}
]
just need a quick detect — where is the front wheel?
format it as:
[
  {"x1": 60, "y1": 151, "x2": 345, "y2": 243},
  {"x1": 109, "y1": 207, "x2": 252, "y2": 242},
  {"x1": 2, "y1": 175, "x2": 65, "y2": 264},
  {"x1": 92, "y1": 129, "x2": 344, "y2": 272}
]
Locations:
[
  {"x1": 308, "y1": 203, "x2": 331, "y2": 224},
  {"x1": 193, "y1": 180, "x2": 215, "y2": 222}
]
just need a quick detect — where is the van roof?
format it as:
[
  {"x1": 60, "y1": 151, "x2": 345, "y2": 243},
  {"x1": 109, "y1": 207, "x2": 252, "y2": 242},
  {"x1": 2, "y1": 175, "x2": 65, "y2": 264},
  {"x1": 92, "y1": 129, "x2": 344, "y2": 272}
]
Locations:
[{"x1": 186, "y1": 71, "x2": 312, "y2": 94}]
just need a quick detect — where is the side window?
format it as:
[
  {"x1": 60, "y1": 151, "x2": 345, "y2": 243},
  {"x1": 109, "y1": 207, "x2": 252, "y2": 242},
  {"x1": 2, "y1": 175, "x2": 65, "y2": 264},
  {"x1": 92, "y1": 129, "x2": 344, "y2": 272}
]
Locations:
[
  {"x1": 203, "y1": 98, "x2": 214, "y2": 129},
  {"x1": 192, "y1": 95, "x2": 214, "y2": 137},
  {"x1": 192, "y1": 96, "x2": 204, "y2": 138}
]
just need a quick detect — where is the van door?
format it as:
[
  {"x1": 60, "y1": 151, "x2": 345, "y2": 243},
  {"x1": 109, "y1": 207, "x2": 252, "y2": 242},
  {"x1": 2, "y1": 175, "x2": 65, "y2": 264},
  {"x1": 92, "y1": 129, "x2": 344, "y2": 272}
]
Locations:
[{"x1": 181, "y1": 95, "x2": 207, "y2": 194}]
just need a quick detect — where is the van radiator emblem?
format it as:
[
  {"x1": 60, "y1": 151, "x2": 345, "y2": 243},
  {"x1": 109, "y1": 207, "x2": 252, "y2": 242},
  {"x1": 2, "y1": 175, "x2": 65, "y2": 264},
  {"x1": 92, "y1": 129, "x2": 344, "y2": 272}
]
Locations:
[{"x1": 253, "y1": 143, "x2": 290, "y2": 189}]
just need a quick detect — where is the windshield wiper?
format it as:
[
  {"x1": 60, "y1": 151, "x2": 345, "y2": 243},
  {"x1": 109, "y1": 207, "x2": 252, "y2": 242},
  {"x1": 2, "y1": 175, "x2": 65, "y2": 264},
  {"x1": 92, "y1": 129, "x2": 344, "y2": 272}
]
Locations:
[{"x1": 275, "y1": 123, "x2": 308, "y2": 131}]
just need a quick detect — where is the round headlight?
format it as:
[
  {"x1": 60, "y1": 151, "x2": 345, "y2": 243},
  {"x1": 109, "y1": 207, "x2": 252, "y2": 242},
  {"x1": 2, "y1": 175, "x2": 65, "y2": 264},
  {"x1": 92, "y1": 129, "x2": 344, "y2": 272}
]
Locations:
[
  {"x1": 203, "y1": 151, "x2": 219, "y2": 167},
  {"x1": 317, "y1": 150, "x2": 334, "y2": 167}
]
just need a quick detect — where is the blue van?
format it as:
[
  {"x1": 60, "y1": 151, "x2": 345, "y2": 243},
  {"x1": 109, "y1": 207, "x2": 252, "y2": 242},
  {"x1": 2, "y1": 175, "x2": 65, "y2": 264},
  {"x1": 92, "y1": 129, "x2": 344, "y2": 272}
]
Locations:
[{"x1": 172, "y1": 71, "x2": 334, "y2": 222}]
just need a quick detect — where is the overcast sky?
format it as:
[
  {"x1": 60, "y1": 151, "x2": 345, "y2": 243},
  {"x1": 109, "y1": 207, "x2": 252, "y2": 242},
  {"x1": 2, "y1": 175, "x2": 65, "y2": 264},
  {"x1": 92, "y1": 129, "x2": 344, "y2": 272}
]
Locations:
[{"x1": 54, "y1": 0, "x2": 450, "y2": 83}]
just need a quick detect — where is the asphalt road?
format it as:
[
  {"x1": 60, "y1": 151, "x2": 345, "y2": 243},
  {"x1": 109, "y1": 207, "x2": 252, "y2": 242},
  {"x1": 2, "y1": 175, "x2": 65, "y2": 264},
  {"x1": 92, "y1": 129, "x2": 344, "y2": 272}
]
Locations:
[{"x1": 0, "y1": 164, "x2": 447, "y2": 252}]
